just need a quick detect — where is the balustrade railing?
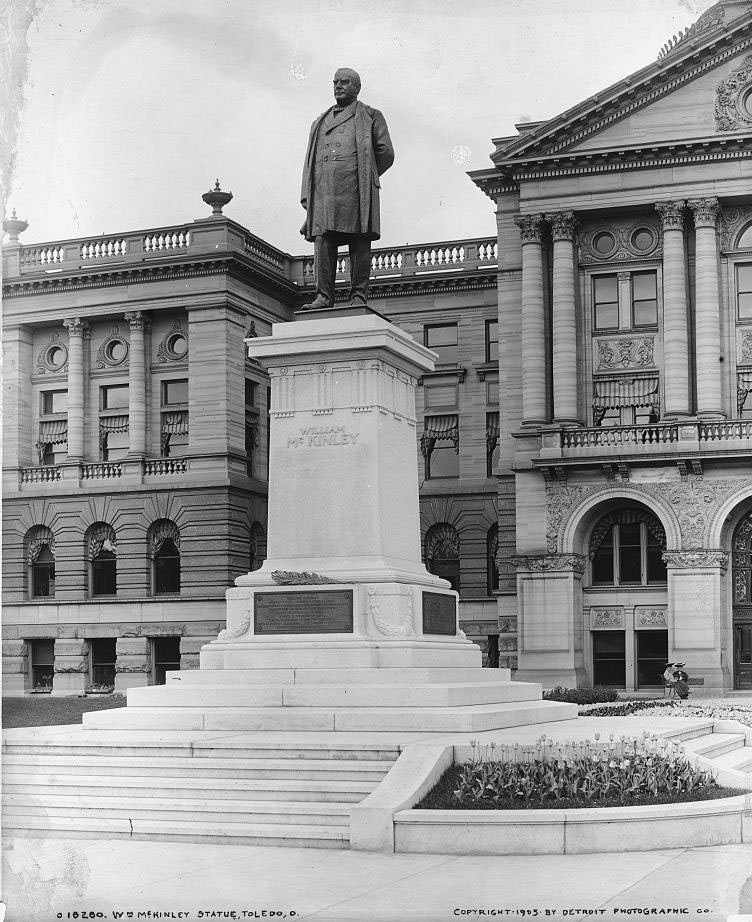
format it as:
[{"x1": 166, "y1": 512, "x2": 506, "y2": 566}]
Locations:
[
  {"x1": 20, "y1": 466, "x2": 61, "y2": 483},
  {"x1": 143, "y1": 458, "x2": 187, "y2": 475},
  {"x1": 82, "y1": 462, "x2": 123, "y2": 479},
  {"x1": 562, "y1": 424, "x2": 679, "y2": 449},
  {"x1": 81, "y1": 238, "x2": 129, "y2": 260},
  {"x1": 699, "y1": 420, "x2": 752, "y2": 441},
  {"x1": 143, "y1": 230, "x2": 190, "y2": 253}
]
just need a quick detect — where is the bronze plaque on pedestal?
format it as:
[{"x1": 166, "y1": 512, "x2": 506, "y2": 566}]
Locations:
[
  {"x1": 254, "y1": 589, "x2": 353, "y2": 634},
  {"x1": 422, "y1": 592, "x2": 457, "y2": 635}
]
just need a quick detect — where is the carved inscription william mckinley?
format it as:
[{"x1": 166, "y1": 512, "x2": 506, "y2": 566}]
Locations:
[{"x1": 287, "y1": 426, "x2": 360, "y2": 448}]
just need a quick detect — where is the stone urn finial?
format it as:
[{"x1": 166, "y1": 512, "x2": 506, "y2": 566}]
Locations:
[
  {"x1": 3, "y1": 208, "x2": 29, "y2": 242},
  {"x1": 202, "y1": 179, "x2": 233, "y2": 215}
]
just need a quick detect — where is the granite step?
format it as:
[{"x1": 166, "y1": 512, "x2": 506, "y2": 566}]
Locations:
[
  {"x1": 680, "y1": 732, "x2": 746, "y2": 759},
  {"x1": 81, "y1": 699, "x2": 577, "y2": 733},
  {"x1": 125, "y1": 680, "x2": 543, "y2": 709},
  {"x1": 3, "y1": 814, "x2": 350, "y2": 848},
  {"x1": 165, "y1": 666, "x2": 513, "y2": 686},
  {"x1": 4, "y1": 773, "x2": 376, "y2": 803},
  {"x1": 2, "y1": 754, "x2": 393, "y2": 782},
  {"x1": 3, "y1": 795, "x2": 352, "y2": 826},
  {"x1": 658, "y1": 722, "x2": 716, "y2": 743},
  {"x1": 704, "y1": 745, "x2": 752, "y2": 774}
]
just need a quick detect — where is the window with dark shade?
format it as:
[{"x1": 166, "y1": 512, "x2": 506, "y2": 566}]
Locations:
[
  {"x1": 31, "y1": 639, "x2": 55, "y2": 692},
  {"x1": 89, "y1": 638, "x2": 116, "y2": 687},
  {"x1": 485, "y1": 319, "x2": 499, "y2": 363}
]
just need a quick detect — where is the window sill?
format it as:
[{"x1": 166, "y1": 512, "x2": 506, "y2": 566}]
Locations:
[{"x1": 474, "y1": 362, "x2": 498, "y2": 381}]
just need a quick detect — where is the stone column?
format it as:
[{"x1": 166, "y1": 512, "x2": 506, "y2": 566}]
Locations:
[
  {"x1": 689, "y1": 198, "x2": 724, "y2": 418},
  {"x1": 62, "y1": 318, "x2": 89, "y2": 462},
  {"x1": 124, "y1": 311, "x2": 147, "y2": 457},
  {"x1": 655, "y1": 201, "x2": 690, "y2": 417},
  {"x1": 664, "y1": 550, "x2": 729, "y2": 691},
  {"x1": 546, "y1": 211, "x2": 578, "y2": 424},
  {"x1": 513, "y1": 214, "x2": 548, "y2": 426}
]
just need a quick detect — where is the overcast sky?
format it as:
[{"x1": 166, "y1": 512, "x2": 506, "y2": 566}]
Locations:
[{"x1": 9, "y1": 0, "x2": 717, "y2": 253}]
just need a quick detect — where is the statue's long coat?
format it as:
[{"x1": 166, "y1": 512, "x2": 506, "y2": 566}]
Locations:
[{"x1": 301, "y1": 100, "x2": 394, "y2": 242}]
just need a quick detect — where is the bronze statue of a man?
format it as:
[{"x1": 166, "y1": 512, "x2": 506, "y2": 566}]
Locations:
[{"x1": 300, "y1": 68, "x2": 394, "y2": 309}]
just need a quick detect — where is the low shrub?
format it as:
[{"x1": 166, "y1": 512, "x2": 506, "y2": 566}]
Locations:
[
  {"x1": 419, "y1": 734, "x2": 717, "y2": 809},
  {"x1": 543, "y1": 686, "x2": 619, "y2": 704},
  {"x1": 580, "y1": 700, "x2": 678, "y2": 717}
]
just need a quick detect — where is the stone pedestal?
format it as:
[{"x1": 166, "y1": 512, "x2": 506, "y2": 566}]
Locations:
[{"x1": 2, "y1": 640, "x2": 29, "y2": 695}]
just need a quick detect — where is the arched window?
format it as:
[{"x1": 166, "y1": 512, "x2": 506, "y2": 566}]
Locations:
[
  {"x1": 487, "y1": 525, "x2": 500, "y2": 594},
  {"x1": 590, "y1": 508, "x2": 666, "y2": 586},
  {"x1": 26, "y1": 526, "x2": 55, "y2": 598},
  {"x1": 249, "y1": 522, "x2": 266, "y2": 572},
  {"x1": 149, "y1": 520, "x2": 181, "y2": 595},
  {"x1": 737, "y1": 224, "x2": 752, "y2": 250},
  {"x1": 425, "y1": 523, "x2": 461, "y2": 591},
  {"x1": 86, "y1": 523, "x2": 117, "y2": 597}
]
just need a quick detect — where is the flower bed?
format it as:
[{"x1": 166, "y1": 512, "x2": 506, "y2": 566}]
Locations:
[
  {"x1": 581, "y1": 700, "x2": 752, "y2": 724},
  {"x1": 543, "y1": 686, "x2": 619, "y2": 704},
  {"x1": 415, "y1": 734, "x2": 739, "y2": 811}
]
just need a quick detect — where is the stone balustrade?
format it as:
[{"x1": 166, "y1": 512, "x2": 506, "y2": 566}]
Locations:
[{"x1": 17, "y1": 456, "x2": 191, "y2": 488}]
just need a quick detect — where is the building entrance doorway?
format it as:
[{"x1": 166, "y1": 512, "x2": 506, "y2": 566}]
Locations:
[
  {"x1": 733, "y1": 509, "x2": 752, "y2": 690},
  {"x1": 592, "y1": 631, "x2": 625, "y2": 687},
  {"x1": 635, "y1": 630, "x2": 667, "y2": 688}
]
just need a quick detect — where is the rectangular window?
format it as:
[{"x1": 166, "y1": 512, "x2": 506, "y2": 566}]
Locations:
[
  {"x1": 152, "y1": 636, "x2": 181, "y2": 686},
  {"x1": 426, "y1": 444, "x2": 459, "y2": 478},
  {"x1": 41, "y1": 390, "x2": 68, "y2": 415},
  {"x1": 424, "y1": 385, "x2": 457, "y2": 409},
  {"x1": 592, "y1": 631, "x2": 626, "y2": 688},
  {"x1": 635, "y1": 630, "x2": 668, "y2": 689},
  {"x1": 618, "y1": 522, "x2": 642, "y2": 583},
  {"x1": 593, "y1": 275, "x2": 619, "y2": 330},
  {"x1": 632, "y1": 271, "x2": 658, "y2": 327},
  {"x1": 738, "y1": 264, "x2": 752, "y2": 320},
  {"x1": 485, "y1": 319, "x2": 499, "y2": 363},
  {"x1": 425, "y1": 324, "x2": 458, "y2": 365},
  {"x1": 102, "y1": 430, "x2": 129, "y2": 462},
  {"x1": 245, "y1": 379, "x2": 258, "y2": 407},
  {"x1": 30, "y1": 639, "x2": 55, "y2": 691},
  {"x1": 89, "y1": 638, "x2": 116, "y2": 688},
  {"x1": 101, "y1": 384, "x2": 129, "y2": 410},
  {"x1": 161, "y1": 379, "x2": 188, "y2": 406},
  {"x1": 486, "y1": 381, "x2": 499, "y2": 405}
]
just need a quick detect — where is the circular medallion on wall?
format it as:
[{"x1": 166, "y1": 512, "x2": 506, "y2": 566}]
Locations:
[
  {"x1": 97, "y1": 333, "x2": 129, "y2": 369},
  {"x1": 37, "y1": 335, "x2": 69, "y2": 375},
  {"x1": 629, "y1": 226, "x2": 659, "y2": 256},
  {"x1": 592, "y1": 231, "x2": 617, "y2": 258}
]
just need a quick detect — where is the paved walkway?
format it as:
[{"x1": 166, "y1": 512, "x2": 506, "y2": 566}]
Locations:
[{"x1": 3, "y1": 834, "x2": 752, "y2": 922}]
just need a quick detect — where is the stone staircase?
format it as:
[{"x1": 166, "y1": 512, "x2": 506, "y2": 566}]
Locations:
[
  {"x1": 2, "y1": 730, "x2": 402, "y2": 849},
  {"x1": 659, "y1": 720, "x2": 752, "y2": 786},
  {"x1": 2, "y1": 666, "x2": 578, "y2": 849}
]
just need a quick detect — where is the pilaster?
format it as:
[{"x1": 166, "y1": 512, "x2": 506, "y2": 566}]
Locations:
[
  {"x1": 2, "y1": 325, "x2": 34, "y2": 469},
  {"x1": 62, "y1": 318, "x2": 90, "y2": 461}
]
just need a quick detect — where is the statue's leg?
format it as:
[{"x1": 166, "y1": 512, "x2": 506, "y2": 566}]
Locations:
[
  {"x1": 347, "y1": 235, "x2": 372, "y2": 307},
  {"x1": 306, "y1": 233, "x2": 338, "y2": 308}
]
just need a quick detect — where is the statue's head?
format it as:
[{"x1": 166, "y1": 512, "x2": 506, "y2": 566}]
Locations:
[{"x1": 333, "y1": 68, "x2": 360, "y2": 107}]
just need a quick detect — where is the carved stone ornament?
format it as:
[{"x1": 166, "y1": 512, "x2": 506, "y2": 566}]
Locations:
[
  {"x1": 741, "y1": 331, "x2": 752, "y2": 365},
  {"x1": 367, "y1": 586, "x2": 415, "y2": 638},
  {"x1": 545, "y1": 478, "x2": 750, "y2": 554},
  {"x1": 579, "y1": 222, "x2": 660, "y2": 264},
  {"x1": 96, "y1": 324, "x2": 129, "y2": 369},
  {"x1": 720, "y1": 205, "x2": 752, "y2": 251},
  {"x1": 513, "y1": 213, "x2": 544, "y2": 243},
  {"x1": 546, "y1": 211, "x2": 577, "y2": 242},
  {"x1": 124, "y1": 311, "x2": 147, "y2": 331},
  {"x1": 597, "y1": 338, "x2": 654, "y2": 369},
  {"x1": 655, "y1": 201, "x2": 686, "y2": 231},
  {"x1": 36, "y1": 330, "x2": 69, "y2": 375},
  {"x1": 715, "y1": 55, "x2": 752, "y2": 132},
  {"x1": 62, "y1": 317, "x2": 90, "y2": 338},
  {"x1": 115, "y1": 663, "x2": 150, "y2": 673},
  {"x1": 54, "y1": 663, "x2": 87, "y2": 674},
  {"x1": 662, "y1": 551, "x2": 729, "y2": 570},
  {"x1": 636, "y1": 608, "x2": 667, "y2": 627},
  {"x1": 590, "y1": 608, "x2": 623, "y2": 628},
  {"x1": 688, "y1": 198, "x2": 720, "y2": 229},
  {"x1": 156, "y1": 320, "x2": 188, "y2": 363},
  {"x1": 216, "y1": 613, "x2": 251, "y2": 642},
  {"x1": 270, "y1": 570, "x2": 342, "y2": 585},
  {"x1": 511, "y1": 554, "x2": 587, "y2": 574}
]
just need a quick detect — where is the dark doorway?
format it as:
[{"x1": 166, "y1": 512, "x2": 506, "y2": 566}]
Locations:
[
  {"x1": 592, "y1": 631, "x2": 625, "y2": 687},
  {"x1": 635, "y1": 630, "x2": 668, "y2": 688},
  {"x1": 152, "y1": 637, "x2": 181, "y2": 685}
]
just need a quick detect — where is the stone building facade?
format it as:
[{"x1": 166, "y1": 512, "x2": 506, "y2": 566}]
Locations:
[
  {"x1": 470, "y1": 0, "x2": 752, "y2": 692},
  {"x1": 2, "y1": 204, "x2": 500, "y2": 694}
]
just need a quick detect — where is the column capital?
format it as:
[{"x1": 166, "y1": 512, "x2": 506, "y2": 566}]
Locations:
[
  {"x1": 545, "y1": 211, "x2": 577, "y2": 242},
  {"x1": 513, "y1": 213, "x2": 545, "y2": 243},
  {"x1": 124, "y1": 311, "x2": 149, "y2": 331},
  {"x1": 688, "y1": 198, "x2": 720, "y2": 229},
  {"x1": 662, "y1": 550, "x2": 728, "y2": 571},
  {"x1": 62, "y1": 318, "x2": 90, "y2": 338},
  {"x1": 655, "y1": 200, "x2": 686, "y2": 230}
]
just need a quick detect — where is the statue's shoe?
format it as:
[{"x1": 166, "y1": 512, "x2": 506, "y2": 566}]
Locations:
[{"x1": 301, "y1": 297, "x2": 332, "y2": 310}]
